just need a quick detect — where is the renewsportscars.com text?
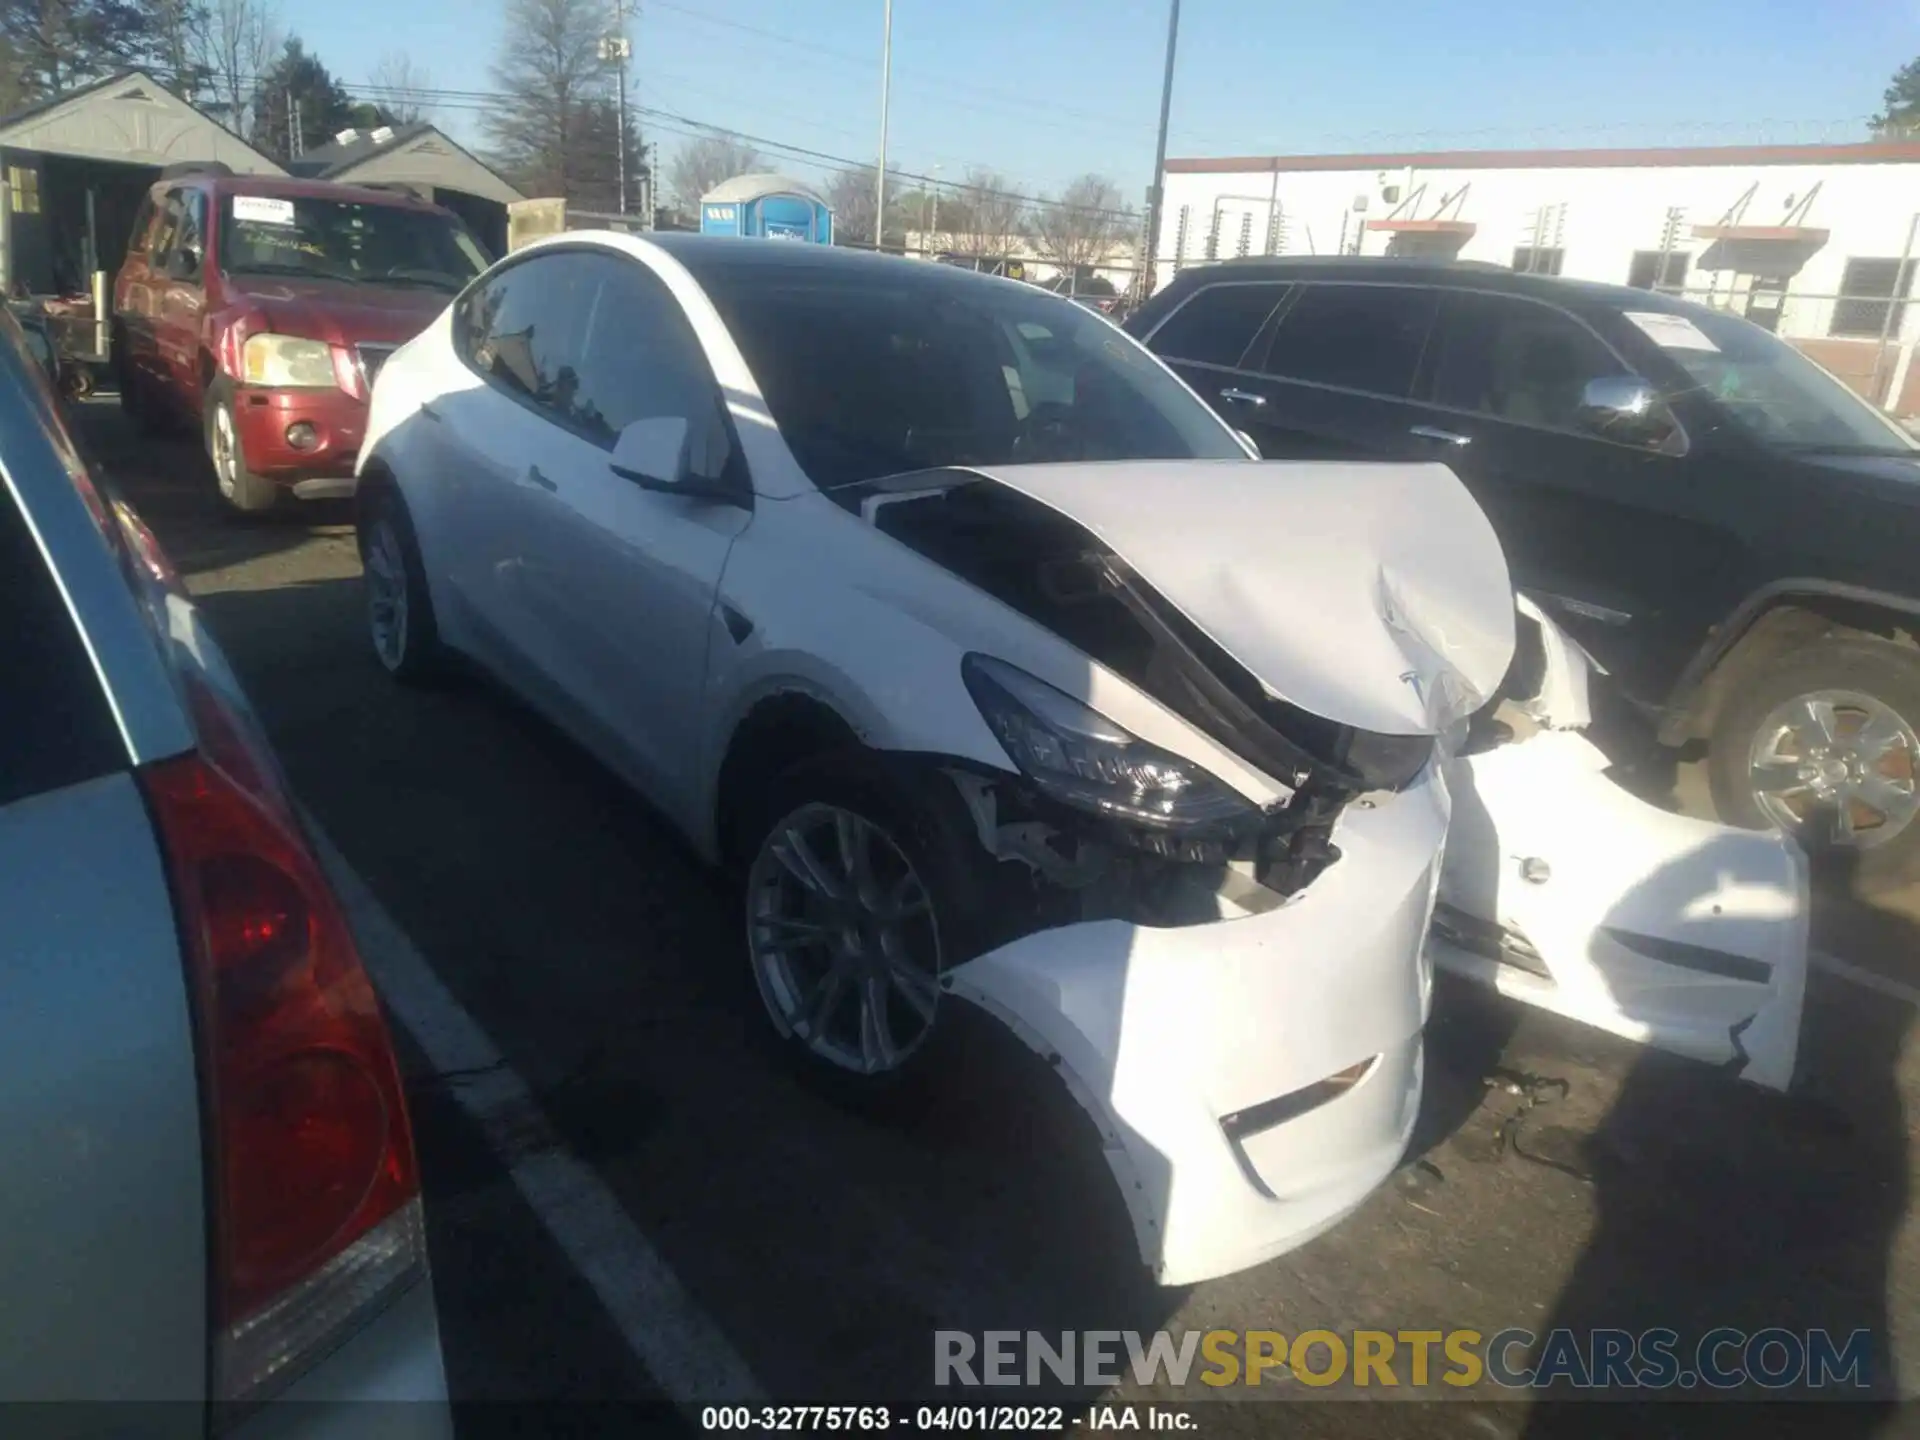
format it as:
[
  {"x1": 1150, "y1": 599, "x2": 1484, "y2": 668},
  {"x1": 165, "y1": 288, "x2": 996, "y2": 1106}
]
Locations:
[{"x1": 934, "y1": 1327, "x2": 1873, "y2": 1392}]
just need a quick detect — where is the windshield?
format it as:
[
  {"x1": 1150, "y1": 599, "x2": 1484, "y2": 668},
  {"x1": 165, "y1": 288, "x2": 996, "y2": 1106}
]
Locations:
[
  {"x1": 695, "y1": 267, "x2": 1248, "y2": 489},
  {"x1": 217, "y1": 193, "x2": 489, "y2": 292},
  {"x1": 1627, "y1": 305, "x2": 1919, "y2": 454}
]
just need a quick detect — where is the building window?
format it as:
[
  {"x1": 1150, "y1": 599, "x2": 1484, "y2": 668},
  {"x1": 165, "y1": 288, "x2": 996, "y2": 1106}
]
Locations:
[
  {"x1": 1627, "y1": 250, "x2": 1690, "y2": 291},
  {"x1": 7, "y1": 166, "x2": 39, "y2": 216},
  {"x1": 1511, "y1": 247, "x2": 1564, "y2": 276},
  {"x1": 1831, "y1": 257, "x2": 1916, "y2": 338}
]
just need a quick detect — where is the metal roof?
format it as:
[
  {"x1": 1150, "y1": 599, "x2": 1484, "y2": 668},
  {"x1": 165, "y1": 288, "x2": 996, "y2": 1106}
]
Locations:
[{"x1": 1168, "y1": 140, "x2": 1920, "y2": 174}]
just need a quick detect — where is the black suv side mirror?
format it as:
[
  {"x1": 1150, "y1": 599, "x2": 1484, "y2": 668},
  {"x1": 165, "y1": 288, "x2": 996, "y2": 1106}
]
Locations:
[{"x1": 1576, "y1": 375, "x2": 1680, "y2": 451}]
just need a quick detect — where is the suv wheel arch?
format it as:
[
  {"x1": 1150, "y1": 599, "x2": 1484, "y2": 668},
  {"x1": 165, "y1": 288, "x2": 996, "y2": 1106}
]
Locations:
[{"x1": 1660, "y1": 580, "x2": 1920, "y2": 746}]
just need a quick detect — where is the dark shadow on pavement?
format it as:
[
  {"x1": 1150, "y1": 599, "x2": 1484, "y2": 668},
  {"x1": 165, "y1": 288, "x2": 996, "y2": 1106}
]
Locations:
[
  {"x1": 69, "y1": 398, "x2": 353, "y2": 578},
  {"x1": 1521, "y1": 839, "x2": 1911, "y2": 1432}
]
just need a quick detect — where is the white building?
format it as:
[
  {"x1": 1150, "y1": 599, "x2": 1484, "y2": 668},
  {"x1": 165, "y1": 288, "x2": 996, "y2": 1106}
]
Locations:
[{"x1": 1161, "y1": 140, "x2": 1920, "y2": 413}]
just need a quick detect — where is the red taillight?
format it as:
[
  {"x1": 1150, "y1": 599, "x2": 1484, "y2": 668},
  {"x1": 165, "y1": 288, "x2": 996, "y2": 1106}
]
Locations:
[{"x1": 140, "y1": 740, "x2": 423, "y2": 1401}]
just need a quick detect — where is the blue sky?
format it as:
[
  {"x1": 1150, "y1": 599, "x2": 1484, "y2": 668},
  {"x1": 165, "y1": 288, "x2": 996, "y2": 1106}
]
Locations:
[{"x1": 290, "y1": 0, "x2": 1914, "y2": 200}]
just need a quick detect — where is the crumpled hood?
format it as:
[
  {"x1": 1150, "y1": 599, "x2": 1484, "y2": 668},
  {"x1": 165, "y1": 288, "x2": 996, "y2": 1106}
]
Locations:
[{"x1": 967, "y1": 459, "x2": 1517, "y2": 737}]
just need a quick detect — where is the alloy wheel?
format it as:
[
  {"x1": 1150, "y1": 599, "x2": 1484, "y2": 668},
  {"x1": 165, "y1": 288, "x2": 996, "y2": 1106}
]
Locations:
[
  {"x1": 364, "y1": 518, "x2": 411, "y2": 673},
  {"x1": 211, "y1": 403, "x2": 239, "y2": 500},
  {"x1": 745, "y1": 802, "x2": 943, "y2": 1075},
  {"x1": 1748, "y1": 687, "x2": 1919, "y2": 848}
]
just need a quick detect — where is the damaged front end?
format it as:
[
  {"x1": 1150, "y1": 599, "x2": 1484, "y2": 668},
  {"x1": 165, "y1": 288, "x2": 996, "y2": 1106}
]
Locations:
[
  {"x1": 860, "y1": 472, "x2": 1474, "y2": 932},
  {"x1": 835, "y1": 462, "x2": 1516, "y2": 1285}
]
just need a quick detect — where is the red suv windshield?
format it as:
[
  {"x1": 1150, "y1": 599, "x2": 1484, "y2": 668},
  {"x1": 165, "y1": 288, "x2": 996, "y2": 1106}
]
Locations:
[{"x1": 217, "y1": 192, "x2": 489, "y2": 294}]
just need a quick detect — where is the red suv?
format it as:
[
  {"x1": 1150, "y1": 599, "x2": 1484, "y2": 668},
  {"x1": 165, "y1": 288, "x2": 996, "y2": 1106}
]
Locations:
[{"x1": 113, "y1": 172, "x2": 489, "y2": 514}]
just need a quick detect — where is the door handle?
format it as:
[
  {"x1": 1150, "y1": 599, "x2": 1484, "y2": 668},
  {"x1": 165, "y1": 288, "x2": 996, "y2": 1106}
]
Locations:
[
  {"x1": 1219, "y1": 387, "x2": 1267, "y2": 408},
  {"x1": 526, "y1": 464, "x2": 557, "y2": 492},
  {"x1": 1409, "y1": 425, "x2": 1471, "y2": 447}
]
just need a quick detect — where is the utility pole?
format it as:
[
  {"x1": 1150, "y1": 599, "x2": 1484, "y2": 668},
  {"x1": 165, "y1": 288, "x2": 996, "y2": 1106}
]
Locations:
[
  {"x1": 875, "y1": 0, "x2": 893, "y2": 250},
  {"x1": 600, "y1": 1, "x2": 635, "y2": 216},
  {"x1": 1141, "y1": 0, "x2": 1181, "y2": 298}
]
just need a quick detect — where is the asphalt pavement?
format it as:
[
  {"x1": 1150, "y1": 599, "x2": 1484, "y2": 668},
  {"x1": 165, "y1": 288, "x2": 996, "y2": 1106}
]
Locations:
[{"x1": 72, "y1": 399, "x2": 1920, "y2": 1438}]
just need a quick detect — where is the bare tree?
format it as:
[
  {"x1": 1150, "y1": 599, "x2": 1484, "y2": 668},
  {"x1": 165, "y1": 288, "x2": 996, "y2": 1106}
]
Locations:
[
  {"x1": 192, "y1": 0, "x2": 279, "y2": 137},
  {"x1": 825, "y1": 163, "x2": 906, "y2": 249},
  {"x1": 666, "y1": 133, "x2": 761, "y2": 210},
  {"x1": 487, "y1": 0, "x2": 614, "y2": 203},
  {"x1": 368, "y1": 49, "x2": 432, "y2": 124},
  {"x1": 951, "y1": 167, "x2": 1027, "y2": 259},
  {"x1": 1027, "y1": 173, "x2": 1135, "y2": 276}
]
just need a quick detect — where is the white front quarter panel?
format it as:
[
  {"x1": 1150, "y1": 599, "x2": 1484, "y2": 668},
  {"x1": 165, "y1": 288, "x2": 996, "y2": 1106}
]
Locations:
[{"x1": 1436, "y1": 730, "x2": 1809, "y2": 1090}]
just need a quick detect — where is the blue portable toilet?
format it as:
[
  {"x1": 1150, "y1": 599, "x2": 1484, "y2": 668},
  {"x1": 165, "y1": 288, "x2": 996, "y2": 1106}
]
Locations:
[{"x1": 699, "y1": 173, "x2": 833, "y2": 244}]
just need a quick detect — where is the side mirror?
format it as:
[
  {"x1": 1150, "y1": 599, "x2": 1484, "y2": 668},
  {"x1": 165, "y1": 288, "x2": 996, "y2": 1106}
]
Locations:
[
  {"x1": 165, "y1": 246, "x2": 200, "y2": 282},
  {"x1": 1576, "y1": 375, "x2": 1677, "y2": 449},
  {"x1": 609, "y1": 415, "x2": 740, "y2": 503}
]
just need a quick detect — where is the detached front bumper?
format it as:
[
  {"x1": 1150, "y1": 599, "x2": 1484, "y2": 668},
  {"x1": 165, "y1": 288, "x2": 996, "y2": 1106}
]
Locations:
[
  {"x1": 945, "y1": 764, "x2": 1449, "y2": 1288},
  {"x1": 231, "y1": 386, "x2": 368, "y2": 493}
]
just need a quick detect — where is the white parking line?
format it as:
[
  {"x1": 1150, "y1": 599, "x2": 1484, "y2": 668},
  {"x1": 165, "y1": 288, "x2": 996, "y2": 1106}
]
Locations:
[
  {"x1": 1812, "y1": 949, "x2": 1920, "y2": 1008},
  {"x1": 308, "y1": 822, "x2": 767, "y2": 1406}
]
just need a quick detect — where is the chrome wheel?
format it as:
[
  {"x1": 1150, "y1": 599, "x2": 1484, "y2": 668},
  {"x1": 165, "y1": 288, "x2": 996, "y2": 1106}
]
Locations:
[
  {"x1": 211, "y1": 402, "x2": 239, "y2": 499},
  {"x1": 364, "y1": 518, "x2": 410, "y2": 673},
  {"x1": 746, "y1": 802, "x2": 942, "y2": 1075},
  {"x1": 1748, "y1": 688, "x2": 1919, "y2": 848}
]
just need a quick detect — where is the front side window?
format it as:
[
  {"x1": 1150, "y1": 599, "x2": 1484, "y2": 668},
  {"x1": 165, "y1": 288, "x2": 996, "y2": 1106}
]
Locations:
[
  {"x1": 1431, "y1": 292, "x2": 1630, "y2": 433},
  {"x1": 218, "y1": 194, "x2": 488, "y2": 293},
  {"x1": 1625, "y1": 303, "x2": 1918, "y2": 454},
  {"x1": 459, "y1": 254, "x2": 595, "y2": 408},
  {"x1": 1147, "y1": 282, "x2": 1288, "y2": 368},
  {"x1": 569, "y1": 255, "x2": 725, "y2": 457},
  {"x1": 696, "y1": 267, "x2": 1245, "y2": 490},
  {"x1": 1259, "y1": 284, "x2": 1439, "y2": 398}
]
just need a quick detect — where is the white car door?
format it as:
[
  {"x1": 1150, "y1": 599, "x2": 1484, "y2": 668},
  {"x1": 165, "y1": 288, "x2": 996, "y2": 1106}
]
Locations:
[
  {"x1": 501, "y1": 248, "x2": 751, "y2": 823},
  {"x1": 424, "y1": 253, "x2": 597, "y2": 703},
  {"x1": 1433, "y1": 602, "x2": 1809, "y2": 1090}
]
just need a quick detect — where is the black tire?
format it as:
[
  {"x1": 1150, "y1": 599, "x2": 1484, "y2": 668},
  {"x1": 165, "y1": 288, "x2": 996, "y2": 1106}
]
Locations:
[
  {"x1": 357, "y1": 486, "x2": 446, "y2": 684},
  {"x1": 733, "y1": 750, "x2": 996, "y2": 1111},
  {"x1": 203, "y1": 378, "x2": 279, "y2": 515},
  {"x1": 115, "y1": 332, "x2": 164, "y2": 435},
  {"x1": 1708, "y1": 636, "x2": 1920, "y2": 888}
]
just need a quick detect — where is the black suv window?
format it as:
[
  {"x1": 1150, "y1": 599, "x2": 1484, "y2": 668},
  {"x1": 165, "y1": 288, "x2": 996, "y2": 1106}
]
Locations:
[
  {"x1": 459, "y1": 253, "x2": 595, "y2": 408},
  {"x1": 1148, "y1": 282, "x2": 1287, "y2": 367},
  {"x1": 1259, "y1": 284, "x2": 1438, "y2": 397},
  {"x1": 0, "y1": 461, "x2": 124, "y2": 809},
  {"x1": 1430, "y1": 292, "x2": 1630, "y2": 433}
]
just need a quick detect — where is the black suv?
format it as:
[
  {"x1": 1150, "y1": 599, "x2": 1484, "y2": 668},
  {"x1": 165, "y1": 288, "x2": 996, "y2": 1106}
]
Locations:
[{"x1": 1128, "y1": 257, "x2": 1920, "y2": 883}]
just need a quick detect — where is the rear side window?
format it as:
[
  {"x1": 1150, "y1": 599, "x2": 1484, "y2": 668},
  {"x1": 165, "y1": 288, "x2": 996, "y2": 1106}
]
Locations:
[
  {"x1": 0, "y1": 480, "x2": 124, "y2": 808},
  {"x1": 1147, "y1": 282, "x2": 1287, "y2": 367},
  {"x1": 148, "y1": 190, "x2": 186, "y2": 267},
  {"x1": 1258, "y1": 284, "x2": 1439, "y2": 398}
]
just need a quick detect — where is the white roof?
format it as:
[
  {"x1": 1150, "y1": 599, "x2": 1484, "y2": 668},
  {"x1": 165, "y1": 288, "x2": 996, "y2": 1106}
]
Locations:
[{"x1": 701, "y1": 172, "x2": 826, "y2": 206}]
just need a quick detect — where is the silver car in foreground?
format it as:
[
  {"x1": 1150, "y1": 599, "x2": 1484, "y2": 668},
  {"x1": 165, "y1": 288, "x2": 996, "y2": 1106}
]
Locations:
[{"x1": 0, "y1": 309, "x2": 449, "y2": 1434}]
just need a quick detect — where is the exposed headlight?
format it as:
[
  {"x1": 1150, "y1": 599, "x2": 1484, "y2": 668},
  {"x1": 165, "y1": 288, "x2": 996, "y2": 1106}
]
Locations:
[
  {"x1": 961, "y1": 653, "x2": 1258, "y2": 831},
  {"x1": 242, "y1": 334, "x2": 337, "y2": 388}
]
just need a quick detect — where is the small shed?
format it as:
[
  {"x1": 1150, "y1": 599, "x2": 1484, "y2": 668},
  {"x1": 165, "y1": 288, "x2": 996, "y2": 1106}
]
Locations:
[
  {"x1": 699, "y1": 173, "x2": 832, "y2": 244},
  {"x1": 0, "y1": 69, "x2": 284, "y2": 296},
  {"x1": 290, "y1": 123, "x2": 524, "y2": 258}
]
